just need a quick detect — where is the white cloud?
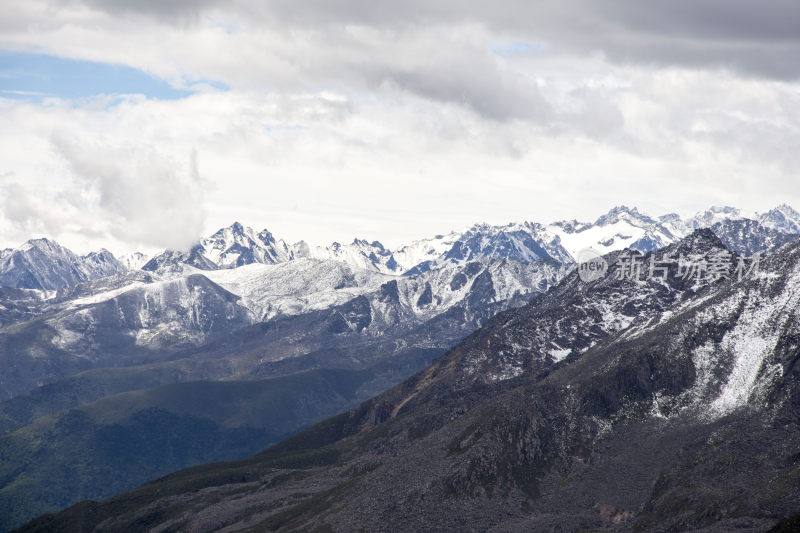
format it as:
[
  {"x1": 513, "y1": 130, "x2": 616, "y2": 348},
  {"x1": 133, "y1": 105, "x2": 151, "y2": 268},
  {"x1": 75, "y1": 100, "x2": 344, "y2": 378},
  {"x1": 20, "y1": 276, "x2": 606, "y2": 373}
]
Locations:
[
  {"x1": 0, "y1": 100, "x2": 207, "y2": 253},
  {"x1": 0, "y1": 1, "x2": 799, "y2": 255},
  {"x1": 51, "y1": 136, "x2": 206, "y2": 251}
]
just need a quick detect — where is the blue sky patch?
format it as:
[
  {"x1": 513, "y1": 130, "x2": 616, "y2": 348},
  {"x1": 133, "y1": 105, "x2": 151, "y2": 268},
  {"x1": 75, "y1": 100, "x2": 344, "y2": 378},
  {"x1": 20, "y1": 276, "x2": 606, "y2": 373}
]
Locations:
[{"x1": 0, "y1": 50, "x2": 212, "y2": 101}]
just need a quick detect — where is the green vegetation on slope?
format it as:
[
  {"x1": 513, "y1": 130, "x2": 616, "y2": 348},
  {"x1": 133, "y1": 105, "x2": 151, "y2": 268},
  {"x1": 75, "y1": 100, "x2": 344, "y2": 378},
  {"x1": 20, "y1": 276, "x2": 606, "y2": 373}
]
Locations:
[{"x1": 0, "y1": 368, "x2": 372, "y2": 532}]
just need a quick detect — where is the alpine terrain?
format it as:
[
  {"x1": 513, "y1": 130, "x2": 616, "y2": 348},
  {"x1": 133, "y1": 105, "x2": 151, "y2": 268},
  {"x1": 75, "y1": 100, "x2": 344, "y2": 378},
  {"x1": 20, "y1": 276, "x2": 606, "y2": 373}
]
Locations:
[{"x1": 1, "y1": 205, "x2": 799, "y2": 531}]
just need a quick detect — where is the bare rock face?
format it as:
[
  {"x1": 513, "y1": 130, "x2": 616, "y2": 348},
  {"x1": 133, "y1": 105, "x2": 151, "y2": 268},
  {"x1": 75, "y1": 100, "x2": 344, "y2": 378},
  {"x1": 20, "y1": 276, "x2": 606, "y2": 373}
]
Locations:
[
  {"x1": 3, "y1": 209, "x2": 800, "y2": 532},
  {"x1": 0, "y1": 239, "x2": 126, "y2": 290},
  {"x1": 18, "y1": 231, "x2": 800, "y2": 532}
]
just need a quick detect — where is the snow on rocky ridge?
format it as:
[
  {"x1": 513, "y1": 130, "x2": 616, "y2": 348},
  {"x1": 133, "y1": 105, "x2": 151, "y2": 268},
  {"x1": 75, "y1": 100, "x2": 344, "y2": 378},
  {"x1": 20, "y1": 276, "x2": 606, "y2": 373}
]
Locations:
[
  {"x1": 138, "y1": 204, "x2": 797, "y2": 277},
  {"x1": 2, "y1": 204, "x2": 798, "y2": 292}
]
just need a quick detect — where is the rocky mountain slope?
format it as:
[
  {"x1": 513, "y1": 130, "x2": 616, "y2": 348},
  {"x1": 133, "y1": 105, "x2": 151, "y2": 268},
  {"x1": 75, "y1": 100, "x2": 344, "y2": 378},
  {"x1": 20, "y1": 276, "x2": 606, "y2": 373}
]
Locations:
[
  {"x1": 1, "y1": 206, "x2": 799, "y2": 532},
  {"x1": 0, "y1": 239, "x2": 126, "y2": 291},
  {"x1": 2, "y1": 205, "x2": 796, "y2": 289},
  {"x1": 128, "y1": 205, "x2": 800, "y2": 276},
  {"x1": 0, "y1": 368, "x2": 378, "y2": 532},
  {"x1": 757, "y1": 203, "x2": 800, "y2": 234},
  {"x1": 710, "y1": 218, "x2": 799, "y2": 256},
  {"x1": 0, "y1": 255, "x2": 565, "y2": 401},
  {"x1": 0, "y1": 257, "x2": 565, "y2": 530},
  {"x1": 24, "y1": 230, "x2": 800, "y2": 532}
]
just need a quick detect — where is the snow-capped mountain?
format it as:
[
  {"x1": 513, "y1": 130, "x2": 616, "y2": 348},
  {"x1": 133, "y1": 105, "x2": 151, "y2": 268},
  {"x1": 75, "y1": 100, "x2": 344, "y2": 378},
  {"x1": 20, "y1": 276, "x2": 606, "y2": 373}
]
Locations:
[
  {"x1": 3, "y1": 204, "x2": 798, "y2": 294},
  {"x1": 436, "y1": 229, "x2": 738, "y2": 385},
  {"x1": 348, "y1": 256, "x2": 565, "y2": 335},
  {"x1": 0, "y1": 239, "x2": 127, "y2": 290},
  {"x1": 541, "y1": 204, "x2": 797, "y2": 261},
  {"x1": 203, "y1": 258, "x2": 394, "y2": 321},
  {"x1": 757, "y1": 203, "x2": 800, "y2": 234},
  {"x1": 710, "y1": 218, "x2": 798, "y2": 256},
  {"x1": 119, "y1": 252, "x2": 149, "y2": 271},
  {"x1": 415, "y1": 222, "x2": 568, "y2": 273},
  {"x1": 202, "y1": 222, "x2": 292, "y2": 268},
  {"x1": 142, "y1": 222, "x2": 293, "y2": 274},
  {"x1": 122, "y1": 204, "x2": 800, "y2": 279},
  {"x1": 547, "y1": 205, "x2": 679, "y2": 258},
  {"x1": 4, "y1": 214, "x2": 800, "y2": 532},
  {"x1": 51, "y1": 230, "x2": 800, "y2": 533},
  {"x1": 141, "y1": 245, "x2": 219, "y2": 273},
  {"x1": 4, "y1": 204, "x2": 795, "y2": 402},
  {"x1": 392, "y1": 232, "x2": 461, "y2": 271},
  {"x1": 81, "y1": 249, "x2": 126, "y2": 279},
  {"x1": 0, "y1": 250, "x2": 567, "y2": 400},
  {"x1": 686, "y1": 205, "x2": 748, "y2": 229},
  {"x1": 299, "y1": 238, "x2": 404, "y2": 275}
]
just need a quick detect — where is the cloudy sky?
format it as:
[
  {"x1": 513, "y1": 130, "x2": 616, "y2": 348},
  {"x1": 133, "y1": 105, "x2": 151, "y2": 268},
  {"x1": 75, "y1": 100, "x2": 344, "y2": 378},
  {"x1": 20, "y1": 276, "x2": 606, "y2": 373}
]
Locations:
[{"x1": 1, "y1": 1, "x2": 799, "y2": 254}]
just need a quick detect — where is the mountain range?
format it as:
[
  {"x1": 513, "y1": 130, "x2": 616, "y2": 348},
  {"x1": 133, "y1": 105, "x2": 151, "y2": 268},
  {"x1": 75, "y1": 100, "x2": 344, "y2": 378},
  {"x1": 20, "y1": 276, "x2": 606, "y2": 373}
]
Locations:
[
  {"x1": 3, "y1": 204, "x2": 799, "y2": 291},
  {"x1": 1, "y1": 205, "x2": 800, "y2": 531},
  {"x1": 15, "y1": 227, "x2": 800, "y2": 532}
]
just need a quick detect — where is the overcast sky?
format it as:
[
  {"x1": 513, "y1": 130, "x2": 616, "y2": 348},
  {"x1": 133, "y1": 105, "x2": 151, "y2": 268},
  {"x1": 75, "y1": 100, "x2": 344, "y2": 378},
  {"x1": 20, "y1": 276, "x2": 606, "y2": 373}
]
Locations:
[{"x1": 1, "y1": 0, "x2": 799, "y2": 254}]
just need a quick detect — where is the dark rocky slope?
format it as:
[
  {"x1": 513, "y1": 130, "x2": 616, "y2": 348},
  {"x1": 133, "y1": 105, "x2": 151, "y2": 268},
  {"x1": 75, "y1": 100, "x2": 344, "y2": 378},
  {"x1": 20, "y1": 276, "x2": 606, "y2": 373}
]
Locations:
[{"x1": 18, "y1": 231, "x2": 800, "y2": 532}]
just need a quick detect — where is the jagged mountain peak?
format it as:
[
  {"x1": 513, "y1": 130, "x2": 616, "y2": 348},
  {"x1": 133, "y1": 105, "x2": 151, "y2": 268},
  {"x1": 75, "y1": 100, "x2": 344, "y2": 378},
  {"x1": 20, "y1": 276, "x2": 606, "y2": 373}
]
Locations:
[
  {"x1": 705, "y1": 205, "x2": 741, "y2": 215},
  {"x1": 658, "y1": 212, "x2": 682, "y2": 223},
  {"x1": 758, "y1": 203, "x2": 800, "y2": 234},
  {"x1": 6, "y1": 204, "x2": 799, "y2": 290},
  {"x1": 687, "y1": 205, "x2": 748, "y2": 229},
  {"x1": 436, "y1": 223, "x2": 559, "y2": 270},
  {"x1": 550, "y1": 218, "x2": 592, "y2": 233},
  {"x1": 17, "y1": 237, "x2": 64, "y2": 253},
  {"x1": 593, "y1": 205, "x2": 662, "y2": 230},
  {"x1": 305, "y1": 238, "x2": 401, "y2": 275},
  {"x1": 82, "y1": 248, "x2": 116, "y2": 261},
  {"x1": 208, "y1": 221, "x2": 254, "y2": 240},
  {"x1": 203, "y1": 222, "x2": 290, "y2": 268},
  {"x1": 350, "y1": 238, "x2": 386, "y2": 250},
  {"x1": 595, "y1": 204, "x2": 641, "y2": 220},
  {"x1": 0, "y1": 237, "x2": 126, "y2": 290},
  {"x1": 142, "y1": 222, "x2": 292, "y2": 273},
  {"x1": 709, "y1": 217, "x2": 799, "y2": 256},
  {"x1": 257, "y1": 228, "x2": 278, "y2": 240},
  {"x1": 208, "y1": 221, "x2": 253, "y2": 240},
  {"x1": 670, "y1": 226, "x2": 727, "y2": 252},
  {"x1": 119, "y1": 251, "x2": 150, "y2": 271}
]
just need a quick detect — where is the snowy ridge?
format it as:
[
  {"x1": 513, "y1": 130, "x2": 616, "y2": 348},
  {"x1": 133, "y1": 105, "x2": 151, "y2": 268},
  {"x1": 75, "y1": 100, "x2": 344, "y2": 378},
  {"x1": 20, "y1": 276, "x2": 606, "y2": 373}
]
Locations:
[
  {"x1": 392, "y1": 232, "x2": 461, "y2": 272},
  {"x1": 757, "y1": 203, "x2": 800, "y2": 234},
  {"x1": 658, "y1": 245, "x2": 800, "y2": 419},
  {"x1": 687, "y1": 206, "x2": 749, "y2": 230},
  {"x1": 547, "y1": 206, "x2": 677, "y2": 258},
  {"x1": 21, "y1": 252, "x2": 566, "y2": 371},
  {"x1": 201, "y1": 222, "x2": 292, "y2": 268},
  {"x1": 142, "y1": 222, "x2": 293, "y2": 273},
  {"x1": 0, "y1": 238, "x2": 127, "y2": 290},
  {"x1": 2, "y1": 204, "x2": 798, "y2": 291},
  {"x1": 448, "y1": 230, "x2": 739, "y2": 386},
  {"x1": 544, "y1": 204, "x2": 797, "y2": 261},
  {"x1": 47, "y1": 274, "x2": 253, "y2": 354},
  {"x1": 300, "y1": 239, "x2": 404, "y2": 275},
  {"x1": 119, "y1": 252, "x2": 150, "y2": 271},
  {"x1": 362, "y1": 257, "x2": 565, "y2": 332},
  {"x1": 204, "y1": 259, "x2": 394, "y2": 320}
]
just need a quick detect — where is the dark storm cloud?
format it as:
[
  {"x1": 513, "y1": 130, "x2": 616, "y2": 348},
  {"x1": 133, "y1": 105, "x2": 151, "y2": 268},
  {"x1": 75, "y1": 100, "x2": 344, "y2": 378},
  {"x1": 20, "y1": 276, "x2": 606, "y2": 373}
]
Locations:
[
  {"x1": 76, "y1": 0, "x2": 800, "y2": 80},
  {"x1": 546, "y1": 0, "x2": 800, "y2": 80},
  {"x1": 65, "y1": 0, "x2": 221, "y2": 21}
]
